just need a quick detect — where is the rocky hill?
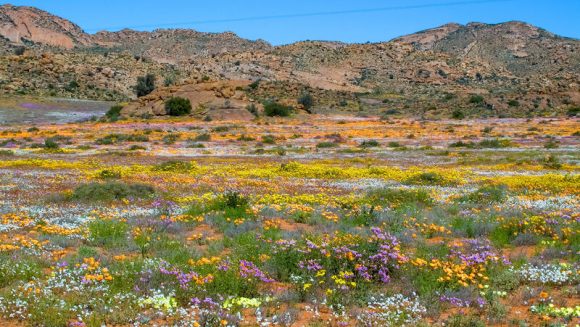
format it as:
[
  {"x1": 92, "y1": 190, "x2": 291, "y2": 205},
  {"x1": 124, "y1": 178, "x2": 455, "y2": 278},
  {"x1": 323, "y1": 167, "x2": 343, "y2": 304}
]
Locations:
[{"x1": 0, "y1": 4, "x2": 577, "y2": 117}]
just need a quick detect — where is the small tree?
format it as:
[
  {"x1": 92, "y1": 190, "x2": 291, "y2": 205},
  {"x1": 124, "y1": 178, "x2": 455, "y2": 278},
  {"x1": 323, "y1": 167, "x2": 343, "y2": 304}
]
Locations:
[
  {"x1": 469, "y1": 95, "x2": 484, "y2": 104},
  {"x1": 298, "y1": 93, "x2": 314, "y2": 111},
  {"x1": 263, "y1": 102, "x2": 293, "y2": 117},
  {"x1": 105, "y1": 105, "x2": 123, "y2": 121},
  {"x1": 165, "y1": 97, "x2": 192, "y2": 116},
  {"x1": 135, "y1": 74, "x2": 156, "y2": 97},
  {"x1": 452, "y1": 109, "x2": 465, "y2": 119}
]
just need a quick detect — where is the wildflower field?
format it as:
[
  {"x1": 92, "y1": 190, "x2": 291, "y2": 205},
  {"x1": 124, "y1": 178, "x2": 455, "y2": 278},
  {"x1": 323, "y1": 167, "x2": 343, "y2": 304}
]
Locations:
[{"x1": 0, "y1": 115, "x2": 578, "y2": 326}]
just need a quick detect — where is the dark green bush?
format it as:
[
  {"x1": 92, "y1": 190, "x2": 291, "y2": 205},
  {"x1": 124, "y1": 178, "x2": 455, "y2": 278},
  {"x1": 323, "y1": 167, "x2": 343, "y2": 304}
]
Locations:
[
  {"x1": 105, "y1": 105, "x2": 123, "y2": 121},
  {"x1": 452, "y1": 109, "x2": 465, "y2": 119},
  {"x1": 459, "y1": 184, "x2": 508, "y2": 204},
  {"x1": 134, "y1": 74, "x2": 156, "y2": 97},
  {"x1": 360, "y1": 140, "x2": 379, "y2": 148},
  {"x1": 165, "y1": 97, "x2": 192, "y2": 116},
  {"x1": 297, "y1": 93, "x2": 314, "y2": 110},
  {"x1": 367, "y1": 188, "x2": 433, "y2": 207},
  {"x1": 469, "y1": 95, "x2": 484, "y2": 104},
  {"x1": 71, "y1": 182, "x2": 155, "y2": 201},
  {"x1": 263, "y1": 102, "x2": 293, "y2": 117}
]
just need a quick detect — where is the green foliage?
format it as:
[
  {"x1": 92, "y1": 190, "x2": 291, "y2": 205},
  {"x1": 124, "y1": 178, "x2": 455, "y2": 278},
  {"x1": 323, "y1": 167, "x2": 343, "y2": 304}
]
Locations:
[
  {"x1": 452, "y1": 109, "x2": 465, "y2": 119},
  {"x1": 165, "y1": 97, "x2": 192, "y2": 116},
  {"x1": 153, "y1": 160, "x2": 196, "y2": 173},
  {"x1": 316, "y1": 142, "x2": 338, "y2": 148},
  {"x1": 261, "y1": 135, "x2": 276, "y2": 144},
  {"x1": 404, "y1": 172, "x2": 452, "y2": 186},
  {"x1": 134, "y1": 74, "x2": 156, "y2": 97},
  {"x1": 459, "y1": 184, "x2": 508, "y2": 204},
  {"x1": 469, "y1": 95, "x2": 484, "y2": 104},
  {"x1": 88, "y1": 219, "x2": 129, "y2": 247},
  {"x1": 507, "y1": 99, "x2": 520, "y2": 107},
  {"x1": 71, "y1": 182, "x2": 155, "y2": 201},
  {"x1": 44, "y1": 138, "x2": 60, "y2": 150},
  {"x1": 298, "y1": 93, "x2": 314, "y2": 110},
  {"x1": 367, "y1": 188, "x2": 433, "y2": 207},
  {"x1": 263, "y1": 102, "x2": 293, "y2": 117},
  {"x1": 105, "y1": 105, "x2": 123, "y2": 121},
  {"x1": 542, "y1": 154, "x2": 562, "y2": 169},
  {"x1": 359, "y1": 140, "x2": 379, "y2": 148}
]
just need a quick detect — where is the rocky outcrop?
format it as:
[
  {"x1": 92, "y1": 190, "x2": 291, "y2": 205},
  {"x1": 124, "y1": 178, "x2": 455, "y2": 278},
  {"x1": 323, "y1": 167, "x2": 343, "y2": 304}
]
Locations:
[
  {"x1": 121, "y1": 80, "x2": 257, "y2": 120},
  {"x1": 0, "y1": 4, "x2": 90, "y2": 48}
]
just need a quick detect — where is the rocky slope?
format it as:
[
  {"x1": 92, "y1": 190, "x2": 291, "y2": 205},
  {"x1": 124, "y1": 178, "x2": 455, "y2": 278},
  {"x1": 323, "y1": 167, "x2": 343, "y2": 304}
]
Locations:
[{"x1": 0, "y1": 4, "x2": 577, "y2": 117}]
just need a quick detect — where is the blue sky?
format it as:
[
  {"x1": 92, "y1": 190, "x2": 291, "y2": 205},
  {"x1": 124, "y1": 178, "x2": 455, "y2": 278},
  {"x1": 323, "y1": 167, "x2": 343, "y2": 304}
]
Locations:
[{"x1": 7, "y1": 0, "x2": 580, "y2": 44}]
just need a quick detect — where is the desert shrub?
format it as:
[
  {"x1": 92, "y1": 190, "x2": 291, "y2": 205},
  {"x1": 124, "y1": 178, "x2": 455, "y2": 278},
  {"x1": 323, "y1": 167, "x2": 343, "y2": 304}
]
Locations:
[
  {"x1": 165, "y1": 97, "x2": 192, "y2": 116},
  {"x1": 445, "y1": 314, "x2": 486, "y2": 327},
  {"x1": 387, "y1": 141, "x2": 402, "y2": 148},
  {"x1": 459, "y1": 184, "x2": 508, "y2": 204},
  {"x1": 316, "y1": 142, "x2": 338, "y2": 148},
  {"x1": 360, "y1": 140, "x2": 379, "y2": 148},
  {"x1": 469, "y1": 95, "x2": 484, "y2": 104},
  {"x1": 134, "y1": 74, "x2": 156, "y2": 97},
  {"x1": 543, "y1": 139, "x2": 559, "y2": 149},
  {"x1": 261, "y1": 135, "x2": 276, "y2": 144},
  {"x1": 297, "y1": 93, "x2": 314, "y2": 110},
  {"x1": 194, "y1": 133, "x2": 211, "y2": 142},
  {"x1": 153, "y1": 160, "x2": 196, "y2": 173},
  {"x1": 542, "y1": 154, "x2": 562, "y2": 169},
  {"x1": 214, "y1": 191, "x2": 249, "y2": 210},
  {"x1": 43, "y1": 138, "x2": 59, "y2": 150},
  {"x1": 367, "y1": 188, "x2": 433, "y2": 207},
  {"x1": 162, "y1": 133, "x2": 180, "y2": 145},
  {"x1": 105, "y1": 105, "x2": 123, "y2": 121},
  {"x1": 246, "y1": 104, "x2": 259, "y2": 117},
  {"x1": 97, "y1": 169, "x2": 122, "y2": 179},
  {"x1": 404, "y1": 172, "x2": 452, "y2": 186},
  {"x1": 507, "y1": 99, "x2": 520, "y2": 107},
  {"x1": 0, "y1": 150, "x2": 14, "y2": 156},
  {"x1": 14, "y1": 46, "x2": 25, "y2": 56},
  {"x1": 71, "y1": 182, "x2": 155, "y2": 201},
  {"x1": 451, "y1": 109, "x2": 465, "y2": 119},
  {"x1": 95, "y1": 133, "x2": 149, "y2": 145},
  {"x1": 566, "y1": 106, "x2": 579, "y2": 117},
  {"x1": 263, "y1": 102, "x2": 293, "y2": 117},
  {"x1": 477, "y1": 138, "x2": 512, "y2": 148}
]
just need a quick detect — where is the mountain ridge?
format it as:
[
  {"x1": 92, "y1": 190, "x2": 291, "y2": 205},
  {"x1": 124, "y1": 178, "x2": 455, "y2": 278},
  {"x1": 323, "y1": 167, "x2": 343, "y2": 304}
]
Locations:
[{"x1": 0, "y1": 4, "x2": 577, "y2": 118}]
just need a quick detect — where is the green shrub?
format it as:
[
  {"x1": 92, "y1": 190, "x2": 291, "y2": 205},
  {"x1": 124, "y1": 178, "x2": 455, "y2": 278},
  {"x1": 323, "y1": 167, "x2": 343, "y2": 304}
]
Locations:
[
  {"x1": 469, "y1": 95, "x2": 484, "y2": 104},
  {"x1": 542, "y1": 154, "x2": 562, "y2": 169},
  {"x1": 367, "y1": 188, "x2": 433, "y2": 207},
  {"x1": 165, "y1": 97, "x2": 192, "y2": 116},
  {"x1": 134, "y1": 74, "x2": 156, "y2": 97},
  {"x1": 360, "y1": 140, "x2": 379, "y2": 148},
  {"x1": 507, "y1": 100, "x2": 520, "y2": 107},
  {"x1": 44, "y1": 138, "x2": 59, "y2": 150},
  {"x1": 316, "y1": 142, "x2": 338, "y2": 148},
  {"x1": 105, "y1": 105, "x2": 123, "y2": 121},
  {"x1": 263, "y1": 102, "x2": 293, "y2": 117},
  {"x1": 404, "y1": 172, "x2": 451, "y2": 186},
  {"x1": 452, "y1": 109, "x2": 465, "y2": 119},
  {"x1": 193, "y1": 133, "x2": 211, "y2": 142},
  {"x1": 71, "y1": 182, "x2": 155, "y2": 201},
  {"x1": 297, "y1": 93, "x2": 314, "y2": 110},
  {"x1": 459, "y1": 184, "x2": 508, "y2": 204},
  {"x1": 153, "y1": 160, "x2": 196, "y2": 173},
  {"x1": 566, "y1": 106, "x2": 579, "y2": 117},
  {"x1": 261, "y1": 135, "x2": 276, "y2": 144},
  {"x1": 477, "y1": 138, "x2": 513, "y2": 148}
]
